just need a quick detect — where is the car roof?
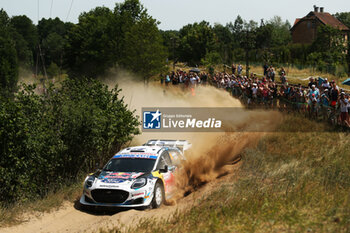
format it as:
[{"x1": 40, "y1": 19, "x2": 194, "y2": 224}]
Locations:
[
  {"x1": 119, "y1": 146, "x2": 163, "y2": 154},
  {"x1": 113, "y1": 146, "x2": 163, "y2": 160}
]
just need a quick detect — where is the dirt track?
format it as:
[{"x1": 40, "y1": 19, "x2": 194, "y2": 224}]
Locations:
[
  {"x1": 1, "y1": 83, "x2": 280, "y2": 233},
  {"x1": 2, "y1": 164, "x2": 240, "y2": 233}
]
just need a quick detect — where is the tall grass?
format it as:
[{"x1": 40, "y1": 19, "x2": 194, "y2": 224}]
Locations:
[{"x1": 120, "y1": 115, "x2": 350, "y2": 233}]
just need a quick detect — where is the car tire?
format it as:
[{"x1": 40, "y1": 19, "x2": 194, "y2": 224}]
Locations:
[{"x1": 151, "y1": 181, "x2": 164, "y2": 209}]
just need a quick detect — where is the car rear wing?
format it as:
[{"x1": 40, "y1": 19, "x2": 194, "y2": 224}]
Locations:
[{"x1": 143, "y1": 139, "x2": 192, "y2": 153}]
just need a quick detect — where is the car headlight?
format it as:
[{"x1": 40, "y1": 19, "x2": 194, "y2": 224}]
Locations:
[
  {"x1": 85, "y1": 176, "x2": 95, "y2": 188},
  {"x1": 131, "y1": 178, "x2": 147, "y2": 189}
]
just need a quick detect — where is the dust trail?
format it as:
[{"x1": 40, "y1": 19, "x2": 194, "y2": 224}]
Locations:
[
  {"x1": 102, "y1": 74, "x2": 281, "y2": 203},
  {"x1": 172, "y1": 132, "x2": 262, "y2": 202}
]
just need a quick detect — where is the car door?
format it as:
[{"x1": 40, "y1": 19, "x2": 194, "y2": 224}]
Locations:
[{"x1": 157, "y1": 151, "x2": 175, "y2": 195}]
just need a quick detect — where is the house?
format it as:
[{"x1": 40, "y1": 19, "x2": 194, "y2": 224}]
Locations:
[{"x1": 290, "y1": 6, "x2": 350, "y2": 44}]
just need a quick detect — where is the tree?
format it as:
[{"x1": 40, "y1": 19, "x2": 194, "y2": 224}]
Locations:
[
  {"x1": 65, "y1": 7, "x2": 117, "y2": 77},
  {"x1": 312, "y1": 25, "x2": 346, "y2": 54},
  {"x1": 255, "y1": 23, "x2": 273, "y2": 49},
  {"x1": 0, "y1": 9, "x2": 18, "y2": 94},
  {"x1": 240, "y1": 23, "x2": 257, "y2": 76},
  {"x1": 228, "y1": 15, "x2": 244, "y2": 49},
  {"x1": 10, "y1": 30, "x2": 32, "y2": 67},
  {"x1": 65, "y1": 0, "x2": 166, "y2": 79},
  {"x1": 0, "y1": 78, "x2": 140, "y2": 203},
  {"x1": 10, "y1": 15, "x2": 38, "y2": 67},
  {"x1": 265, "y1": 16, "x2": 291, "y2": 47},
  {"x1": 178, "y1": 21, "x2": 216, "y2": 65},
  {"x1": 335, "y1": 12, "x2": 350, "y2": 73},
  {"x1": 38, "y1": 18, "x2": 72, "y2": 73},
  {"x1": 122, "y1": 12, "x2": 167, "y2": 83},
  {"x1": 160, "y1": 30, "x2": 180, "y2": 62},
  {"x1": 38, "y1": 17, "x2": 70, "y2": 39},
  {"x1": 42, "y1": 32, "x2": 66, "y2": 71},
  {"x1": 10, "y1": 15, "x2": 38, "y2": 50},
  {"x1": 212, "y1": 23, "x2": 234, "y2": 64},
  {"x1": 308, "y1": 25, "x2": 347, "y2": 74},
  {"x1": 334, "y1": 12, "x2": 350, "y2": 28},
  {"x1": 113, "y1": 0, "x2": 145, "y2": 62}
]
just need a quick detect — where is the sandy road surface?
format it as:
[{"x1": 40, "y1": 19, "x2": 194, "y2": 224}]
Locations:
[{"x1": 1, "y1": 164, "x2": 240, "y2": 233}]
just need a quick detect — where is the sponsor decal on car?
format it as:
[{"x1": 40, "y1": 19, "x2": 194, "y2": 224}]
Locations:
[
  {"x1": 99, "y1": 185, "x2": 120, "y2": 188},
  {"x1": 113, "y1": 154, "x2": 158, "y2": 159},
  {"x1": 132, "y1": 192, "x2": 145, "y2": 197},
  {"x1": 144, "y1": 192, "x2": 151, "y2": 199},
  {"x1": 99, "y1": 172, "x2": 145, "y2": 183}
]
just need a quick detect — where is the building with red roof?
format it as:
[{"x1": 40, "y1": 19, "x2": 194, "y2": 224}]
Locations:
[{"x1": 290, "y1": 6, "x2": 349, "y2": 44}]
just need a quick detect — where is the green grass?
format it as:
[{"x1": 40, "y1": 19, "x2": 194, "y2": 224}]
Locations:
[
  {"x1": 0, "y1": 181, "x2": 83, "y2": 227},
  {"x1": 118, "y1": 115, "x2": 350, "y2": 233}
]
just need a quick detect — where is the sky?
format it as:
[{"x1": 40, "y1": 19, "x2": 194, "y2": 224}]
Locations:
[{"x1": 1, "y1": 0, "x2": 350, "y2": 30}]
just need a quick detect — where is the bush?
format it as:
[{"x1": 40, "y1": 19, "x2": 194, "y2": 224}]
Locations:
[{"x1": 0, "y1": 78, "x2": 140, "y2": 203}]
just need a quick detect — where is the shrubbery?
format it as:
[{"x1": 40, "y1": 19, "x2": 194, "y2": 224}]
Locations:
[{"x1": 0, "y1": 78, "x2": 139, "y2": 203}]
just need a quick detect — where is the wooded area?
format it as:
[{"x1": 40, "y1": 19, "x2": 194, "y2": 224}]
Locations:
[{"x1": 1, "y1": 0, "x2": 350, "y2": 94}]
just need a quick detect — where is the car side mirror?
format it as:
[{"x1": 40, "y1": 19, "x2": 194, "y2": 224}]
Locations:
[
  {"x1": 95, "y1": 162, "x2": 102, "y2": 174},
  {"x1": 159, "y1": 165, "x2": 168, "y2": 173}
]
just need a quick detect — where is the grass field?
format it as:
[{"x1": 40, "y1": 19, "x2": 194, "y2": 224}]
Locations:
[{"x1": 112, "y1": 114, "x2": 350, "y2": 233}]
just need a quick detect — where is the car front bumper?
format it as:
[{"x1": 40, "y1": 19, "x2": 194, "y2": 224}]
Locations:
[{"x1": 79, "y1": 188, "x2": 153, "y2": 207}]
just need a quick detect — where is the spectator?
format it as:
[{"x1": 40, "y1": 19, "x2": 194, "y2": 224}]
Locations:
[
  {"x1": 320, "y1": 89, "x2": 330, "y2": 107},
  {"x1": 308, "y1": 77, "x2": 317, "y2": 88},
  {"x1": 321, "y1": 78, "x2": 330, "y2": 91},
  {"x1": 161, "y1": 68, "x2": 349, "y2": 128},
  {"x1": 237, "y1": 64, "x2": 243, "y2": 75},
  {"x1": 339, "y1": 92, "x2": 349, "y2": 127},
  {"x1": 320, "y1": 89, "x2": 330, "y2": 119},
  {"x1": 232, "y1": 63, "x2": 236, "y2": 75},
  {"x1": 165, "y1": 74, "x2": 171, "y2": 86},
  {"x1": 330, "y1": 81, "x2": 339, "y2": 108},
  {"x1": 263, "y1": 63, "x2": 268, "y2": 76},
  {"x1": 280, "y1": 72, "x2": 286, "y2": 84},
  {"x1": 271, "y1": 68, "x2": 276, "y2": 82}
]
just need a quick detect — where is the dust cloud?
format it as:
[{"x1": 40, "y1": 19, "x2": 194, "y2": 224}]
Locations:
[{"x1": 103, "y1": 73, "x2": 281, "y2": 203}]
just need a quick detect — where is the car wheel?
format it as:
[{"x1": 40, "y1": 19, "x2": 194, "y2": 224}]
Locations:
[{"x1": 151, "y1": 181, "x2": 164, "y2": 209}]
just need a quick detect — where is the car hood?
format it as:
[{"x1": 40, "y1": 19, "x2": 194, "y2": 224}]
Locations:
[{"x1": 97, "y1": 171, "x2": 145, "y2": 184}]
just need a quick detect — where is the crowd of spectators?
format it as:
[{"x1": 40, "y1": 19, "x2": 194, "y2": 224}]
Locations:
[
  {"x1": 161, "y1": 65, "x2": 350, "y2": 128},
  {"x1": 161, "y1": 70, "x2": 208, "y2": 87}
]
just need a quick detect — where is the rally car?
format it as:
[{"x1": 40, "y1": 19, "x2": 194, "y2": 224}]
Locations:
[{"x1": 79, "y1": 139, "x2": 191, "y2": 208}]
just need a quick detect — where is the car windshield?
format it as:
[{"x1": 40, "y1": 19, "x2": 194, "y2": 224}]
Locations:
[{"x1": 103, "y1": 158, "x2": 156, "y2": 173}]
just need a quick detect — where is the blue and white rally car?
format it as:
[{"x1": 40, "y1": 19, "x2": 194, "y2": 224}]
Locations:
[{"x1": 80, "y1": 140, "x2": 191, "y2": 208}]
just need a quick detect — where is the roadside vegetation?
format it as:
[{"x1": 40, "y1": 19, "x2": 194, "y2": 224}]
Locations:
[
  {"x1": 116, "y1": 115, "x2": 350, "y2": 233},
  {"x1": 0, "y1": 78, "x2": 139, "y2": 210}
]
